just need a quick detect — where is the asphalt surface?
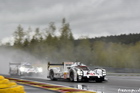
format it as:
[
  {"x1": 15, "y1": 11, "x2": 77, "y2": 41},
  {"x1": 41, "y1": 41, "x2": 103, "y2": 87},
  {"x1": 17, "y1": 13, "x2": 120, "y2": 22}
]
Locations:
[
  {"x1": 22, "y1": 84, "x2": 57, "y2": 93},
  {"x1": 1, "y1": 74, "x2": 140, "y2": 93}
]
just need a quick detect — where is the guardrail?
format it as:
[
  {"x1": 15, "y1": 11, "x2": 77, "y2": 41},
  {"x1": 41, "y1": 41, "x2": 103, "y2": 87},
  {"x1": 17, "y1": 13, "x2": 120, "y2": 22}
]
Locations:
[
  {"x1": 0, "y1": 75, "x2": 26, "y2": 93},
  {"x1": 5, "y1": 77, "x2": 96, "y2": 93},
  {"x1": 107, "y1": 73, "x2": 140, "y2": 76}
]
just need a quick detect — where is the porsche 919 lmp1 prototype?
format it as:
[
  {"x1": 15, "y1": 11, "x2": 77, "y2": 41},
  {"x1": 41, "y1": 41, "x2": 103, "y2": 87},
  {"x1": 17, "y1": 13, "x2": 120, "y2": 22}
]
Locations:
[
  {"x1": 9, "y1": 62, "x2": 43, "y2": 76},
  {"x1": 47, "y1": 62, "x2": 106, "y2": 82}
]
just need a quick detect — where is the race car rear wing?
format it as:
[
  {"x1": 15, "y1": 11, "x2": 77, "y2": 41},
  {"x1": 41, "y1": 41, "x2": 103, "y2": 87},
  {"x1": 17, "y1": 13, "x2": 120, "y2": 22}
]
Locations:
[
  {"x1": 9, "y1": 63, "x2": 21, "y2": 73},
  {"x1": 9, "y1": 62, "x2": 21, "y2": 66},
  {"x1": 48, "y1": 62, "x2": 64, "y2": 66},
  {"x1": 48, "y1": 62, "x2": 74, "y2": 65},
  {"x1": 47, "y1": 62, "x2": 64, "y2": 68},
  {"x1": 47, "y1": 62, "x2": 74, "y2": 69}
]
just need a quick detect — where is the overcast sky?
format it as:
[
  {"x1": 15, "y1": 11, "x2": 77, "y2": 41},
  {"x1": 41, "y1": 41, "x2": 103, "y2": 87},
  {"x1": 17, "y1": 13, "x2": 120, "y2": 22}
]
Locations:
[{"x1": 1, "y1": 0, "x2": 140, "y2": 41}]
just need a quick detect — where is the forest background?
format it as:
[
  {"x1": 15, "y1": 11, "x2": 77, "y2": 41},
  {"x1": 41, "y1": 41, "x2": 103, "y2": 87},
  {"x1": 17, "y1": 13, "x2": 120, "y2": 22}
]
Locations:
[{"x1": 1, "y1": 18, "x2": 140, "y2": 71}]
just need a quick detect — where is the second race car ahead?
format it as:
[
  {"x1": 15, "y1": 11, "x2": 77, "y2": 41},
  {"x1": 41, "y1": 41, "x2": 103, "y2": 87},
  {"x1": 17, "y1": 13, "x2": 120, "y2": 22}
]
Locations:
[{"x1": 9, "y1": 62, "x2": 43, "y2": 76}]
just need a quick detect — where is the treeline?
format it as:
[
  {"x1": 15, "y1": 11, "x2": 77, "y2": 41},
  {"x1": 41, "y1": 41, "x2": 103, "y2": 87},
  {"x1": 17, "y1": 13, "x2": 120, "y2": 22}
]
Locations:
[
  {"x1": 89, "y1": 33, "x2": 140, "y2": 44},
  {"x1": 2, "y1": 18, "x2": 140, "y2": 68}
]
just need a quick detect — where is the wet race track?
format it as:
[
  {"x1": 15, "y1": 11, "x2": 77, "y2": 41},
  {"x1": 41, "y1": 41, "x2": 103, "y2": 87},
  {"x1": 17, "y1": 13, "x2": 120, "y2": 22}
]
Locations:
[
  {"x1": 2, "y1": 74, "x2": 140, "y2": 93},
  {"x1": 22, "y1": 85, "x2": 57, "y2": 93}
]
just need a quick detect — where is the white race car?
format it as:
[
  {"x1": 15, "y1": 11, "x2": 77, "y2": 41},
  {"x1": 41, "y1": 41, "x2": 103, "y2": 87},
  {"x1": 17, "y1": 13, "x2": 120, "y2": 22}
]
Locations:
[
  {"x1": 9, "y1": 62, "x2": 43, "y2": 76},
  {"x1": 47, "y1": 62, "x2": 106, "y2": 82}
]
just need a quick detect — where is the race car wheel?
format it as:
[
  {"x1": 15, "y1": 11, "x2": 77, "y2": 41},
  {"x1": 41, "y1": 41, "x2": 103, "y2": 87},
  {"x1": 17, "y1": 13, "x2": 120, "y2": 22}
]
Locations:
[
  {"x1": 17, "y1": 70, "x2": 21, "y2": 76},
  {"x1": 69, "y1": 70, "x2": 74, "y2": 82},
  {"x1": 9, "y1": 71, "x2": 13, "y2": 76},
  {"x1": 9, "y1": 73, "x2": 13, "y2": 76},
  {"x1": 49, "y1": 70, "x2": 56, "y2": 80}
]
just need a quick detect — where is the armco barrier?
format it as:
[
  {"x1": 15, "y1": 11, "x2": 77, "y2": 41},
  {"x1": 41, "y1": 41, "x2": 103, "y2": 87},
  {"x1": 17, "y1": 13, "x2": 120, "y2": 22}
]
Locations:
[
  {"x1": 5, "y1": 77, "x2": 96, "y2": 93},
  {"x1": 0, "y1": 75, "x2": 26, "y2": 93},
  {"x1": 107, "y1": 73, "x2": 140, "y2": 76}
]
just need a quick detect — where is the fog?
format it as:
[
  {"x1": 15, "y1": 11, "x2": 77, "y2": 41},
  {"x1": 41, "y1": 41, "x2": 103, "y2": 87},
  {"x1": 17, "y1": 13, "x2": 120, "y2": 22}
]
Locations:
[{"x1": 0, "y1": 47, "x2": 47, "y2": 75}]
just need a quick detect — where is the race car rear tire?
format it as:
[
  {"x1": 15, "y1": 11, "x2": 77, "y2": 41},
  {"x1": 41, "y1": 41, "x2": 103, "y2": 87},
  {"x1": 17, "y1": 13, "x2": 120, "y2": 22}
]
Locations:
[
  {"x1": 69, "y1": 70, "x2": 74, "y2": 82},
  {"x1": 17, "y1": 71, "x2": 21, "y2": 76},
  {"x1": 49, "y1": 70, "x2": 57, "y2": 81},
  {"x1": 9, "y1": 73, "x2": 13, "y2": 76}
]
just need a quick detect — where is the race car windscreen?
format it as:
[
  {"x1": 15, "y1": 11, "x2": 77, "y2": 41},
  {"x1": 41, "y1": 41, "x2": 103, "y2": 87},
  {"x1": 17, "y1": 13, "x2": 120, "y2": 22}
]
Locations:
[{"x1": 76, "y1": 66, "x2": 89, "y2": 70}]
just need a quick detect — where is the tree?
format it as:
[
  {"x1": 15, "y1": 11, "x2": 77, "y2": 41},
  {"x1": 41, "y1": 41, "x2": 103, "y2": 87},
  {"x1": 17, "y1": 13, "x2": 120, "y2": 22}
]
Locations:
[
  {"x1": 45, "y1": 22, "x2": 57, "y2": 46},
  {"x1": 26, "y1": 26, "x2": 32, "y2": 41},
  {"x1": 46, "y1": 22, "x2": 56, "y2": 36},
  {"x1": 60, "y1": 18, "x2": 73, "y2": 40},
  {"x1": 13, "y1": 25, "x2": 25, "y2": 47},
  {"x1": 34, "y1": 27, "x2": 41, "y2": 40}
]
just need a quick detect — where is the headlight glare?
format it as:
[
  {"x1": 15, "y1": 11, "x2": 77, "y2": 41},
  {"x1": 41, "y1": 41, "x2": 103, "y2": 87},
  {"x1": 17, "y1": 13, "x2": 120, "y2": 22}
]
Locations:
[
  {"x1": 19, "y1": 67, "x2": 25, "y2": 72},
  {"x1": 38, "y1": 67, "x2": 43, "y2": 72}
]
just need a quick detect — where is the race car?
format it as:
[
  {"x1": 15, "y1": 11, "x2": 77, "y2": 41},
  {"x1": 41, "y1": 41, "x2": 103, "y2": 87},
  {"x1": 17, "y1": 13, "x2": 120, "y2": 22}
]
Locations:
[
  {"x1": 47, "y1": 62, "x2": 106, "y2": 82},
  {"x1": 9, "y1": 62, "x2": 43, "y2": 76}
]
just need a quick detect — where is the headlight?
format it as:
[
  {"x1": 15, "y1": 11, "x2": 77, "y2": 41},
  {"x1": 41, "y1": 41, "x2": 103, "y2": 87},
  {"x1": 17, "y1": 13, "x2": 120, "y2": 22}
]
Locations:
[
  {"x1": 19, "y1": 67, "x2": 25, "y2": 72},
  {"x1": 77, "y1": 69, "x2": 83, "y2": 75},
  {"x1": 37, "y1": 67, "x2": 43, "y2": 72}
]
